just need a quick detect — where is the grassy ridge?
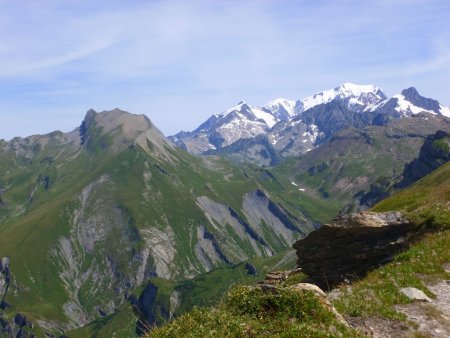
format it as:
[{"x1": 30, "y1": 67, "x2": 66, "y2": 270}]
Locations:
[
  {"x1": 335, "y1": 161, "x2": 450, "y2": 321},
  {"x1": 373, "y1": 160, "x2": 450, "y2": 229}
]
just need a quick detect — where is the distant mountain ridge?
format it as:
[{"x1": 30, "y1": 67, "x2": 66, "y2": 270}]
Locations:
[{"x1": 170, "y1": 83, "x2": 450, "y2": 165}]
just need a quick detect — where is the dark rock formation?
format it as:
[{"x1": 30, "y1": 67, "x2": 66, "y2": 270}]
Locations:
[
  {"x1": 397, "y1": 130, "x2": 450, "y2": 188},
  {"x1": 293, "y1": 212, "x2": 418, "y2": 289},
  {"x1": 244, "y1": 262, "x2": 257, "y2": 275}
]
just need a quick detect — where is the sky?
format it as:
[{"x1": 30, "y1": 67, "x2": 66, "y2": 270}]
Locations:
[{"x1": 0, "y1": 0, "x2": 450, "y2": 140}]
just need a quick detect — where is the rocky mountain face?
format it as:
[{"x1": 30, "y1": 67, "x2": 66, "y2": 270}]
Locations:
[
  {"x1": 357, "y1": 130, "x2": 450, "y2": 207},
  {"x1": 170, "y1": 101, "x2": 281, "y2": 154},
  {"x1": 171, "y1": 84, "x2": 450, "y2": 166},
  {"x1": 0, "y1": 109, "x2": 314, "y2": 335},
  {"x1": 170, "y1": 83, "x2": 386, "y2": 156},
  {"x1": 397, "y1": 130, "x2": 450, "y2": 188},
  {"x1": 293, "y1": 211, "x2": 417, "y2": 288}
]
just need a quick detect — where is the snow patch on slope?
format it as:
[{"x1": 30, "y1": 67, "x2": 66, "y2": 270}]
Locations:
[
  {"x1": 265, "y1": 98, "x2": 298, "y2": 118},
  {"x1": 393, "y1": 94, "x2": 437, "y2": 116},
  {"x1": 440, "y1": 105, "x2": 450, "y2": 118}
]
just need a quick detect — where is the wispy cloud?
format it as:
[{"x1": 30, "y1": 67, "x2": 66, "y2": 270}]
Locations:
[{"x1": 0, "y1": 0, "x2": 449, "y2": 139}]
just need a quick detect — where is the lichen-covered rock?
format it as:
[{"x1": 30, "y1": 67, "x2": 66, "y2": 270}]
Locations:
[{"x1": 293, "y1": 211, "x2": 417, "y2": 288}]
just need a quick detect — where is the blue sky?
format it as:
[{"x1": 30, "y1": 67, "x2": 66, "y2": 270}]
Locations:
[{"x1": 1, "y1": 0, "x2": 449, "y2": 140}]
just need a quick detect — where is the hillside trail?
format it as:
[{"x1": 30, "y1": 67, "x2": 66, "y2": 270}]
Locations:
[{"x1": 343, "y1": 263, "x2": 450, "y2": 337}]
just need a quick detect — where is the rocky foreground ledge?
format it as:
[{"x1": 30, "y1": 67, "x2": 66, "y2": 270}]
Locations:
[{"x1": 293, "y1": 211, "x2": 419, "y2": 289}]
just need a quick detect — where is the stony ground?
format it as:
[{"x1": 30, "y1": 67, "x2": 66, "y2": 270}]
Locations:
[{"x1": 342, "y1": 263, "x2": 450, "y2": 337}]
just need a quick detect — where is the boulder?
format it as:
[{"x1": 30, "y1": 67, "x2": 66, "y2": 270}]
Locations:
[
  {"x1": 293, "y1": 211, "x2": 418, "y2": 289},
  {"x1": 400, "y1": 287, "x2": 432, "y2": 302}
]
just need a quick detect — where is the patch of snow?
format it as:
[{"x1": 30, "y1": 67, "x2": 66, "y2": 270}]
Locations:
[
  {"x1": 220, "y1": 101, "x2": 278, "y2": 128},
  {"x1": 440, "y1": 104, "x2": 450, "y2": 117},
  {"x1": 393, "y1": 94, "x2": 437, "y2": 116},
  {"x1": 250, "y1": 106, "x2": 278, "y2": 127},
  {"x1": 264, "y1": 98, "x2": 297, "y2": 117},
  {"x1": 308, "y1": 124, "x2": 320, "y2": 143},
  {"x1": 216, "y1": 117, "x2": 267, "y2": 146},
  {"x1": 364, "y1": 99, "x2": 386, "y2": 112},
  {"x1": 223, "y1": 101, "x2": 247, "y2": 116}
]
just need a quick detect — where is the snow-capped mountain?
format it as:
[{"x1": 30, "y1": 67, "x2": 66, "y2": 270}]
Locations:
[
  {"x1": 299, "y1": 83, "x2": 386, "y2": 112},
  {"x1": 171, "y1": 83, "x2": 388, "y2": 154},
  {"x1": 170, "y1": 101, "x2": 278, "y2": 154},
  {"x1": 367, "y1": 87, "x2": 450, "y2": 118},
  {"x1": 171, "y1": 84, "x2": 450, "y2": 163},
  {"x1": 264, "y1": 98, "x2": 300, "y2": 120}
]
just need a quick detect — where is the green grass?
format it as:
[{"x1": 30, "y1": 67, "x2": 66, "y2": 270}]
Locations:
[
  {"x1": 334, "y1": 230, "x2": 450, "y2": 320},
  {"x1": 373, "y1": 161, "x2": 450, "y2": 230},
  {"x1": 335, "y1": 161, "x2": 450, "y2": 320},
  {"x1": 66, "y1": 303, "x2": 138, "y2": 338},
  {"x1": 148, "y1": 284, "x2": 360, "y2": 338},
  {"x1": 167, "y1": 250, "x2": 298, "y2": 316}
]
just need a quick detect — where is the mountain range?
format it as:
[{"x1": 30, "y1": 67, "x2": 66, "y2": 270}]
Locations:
[
  {"x1": 0, "y1": 82, "x2": 449, "y2": 337},
  {"x1": 170, "y1": 83, "x2": 450, "y2": 165}
]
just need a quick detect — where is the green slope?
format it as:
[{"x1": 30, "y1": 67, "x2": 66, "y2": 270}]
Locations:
[
  {"x1": 145, "y1": 158, "x2": 450, "y2": 338},
  {"x1": 67, "y1": 249, "x2": 297, "y2": 338},
  {"x1": 273, "y1": 114, "x2": 450, "y2": 212},
  {"x1": 0, "y1": 109, "x2": 325, "y2": 335},
  {"x1": 373, "y1": 160, "x2": 450, "y2": 229},
  {"x1": 334, "y1": 160, "x2": 450, "y2": 323}
]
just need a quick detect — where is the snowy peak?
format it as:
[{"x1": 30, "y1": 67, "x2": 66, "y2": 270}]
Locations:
[
  {"x1": 264, "y1": 98, "x2": 299, "y2": 120},
  {"x1": 223, "y1": 101, "x2": 247, "y2": 115},
  {"x1": 170, "y1": 83, "x2": 450, "y2": 156},
  {"x1": 400, "y1": 87, "x2": 441, "y2": 114},
  {"x1": 300, "y1": 83, "x2": 387, "y2": 111},
  {"x1": 371, "y1": 87, "x2": 450, "y2": 118},
  {"x1": 221, "y1": 101, "x2": 278, "y2": 128}
]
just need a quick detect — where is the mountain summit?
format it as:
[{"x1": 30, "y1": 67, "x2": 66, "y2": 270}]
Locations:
[{"x1": 170, "y1": 84, "x2": 450, "y2": 163}]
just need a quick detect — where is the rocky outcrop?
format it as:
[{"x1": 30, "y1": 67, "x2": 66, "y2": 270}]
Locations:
[
  {"x1": 0, "y1": 258, "x2": 35, "y2": 338},
  {"x1": 293, "y1": 211, "x2": 418, "y2": 289},
  {"x1": 0, "y1": 257, "x2": 10, "y2": 300},
  {"x1": 259, "y1": 268, "x2": 303, "y2": 286}
]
